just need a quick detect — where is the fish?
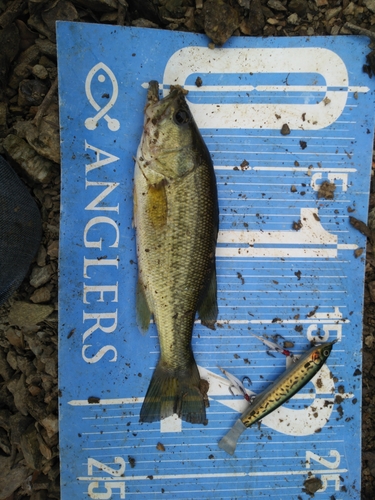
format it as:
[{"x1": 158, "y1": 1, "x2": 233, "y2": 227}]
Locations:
[
  {"x1": 218, "y1": 340, "x2": 337, "y2": 455},
  {"x1": 134, "y1": 81, "x2": 219, "y2": 425}
]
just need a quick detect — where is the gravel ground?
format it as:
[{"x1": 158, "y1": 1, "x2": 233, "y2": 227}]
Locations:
[{"x1": 1, "y1": 0, "x2": 375, "y2": 498}]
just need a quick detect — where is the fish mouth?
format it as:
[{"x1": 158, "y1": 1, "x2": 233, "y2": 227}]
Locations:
[
  {"x1": 147, "y1": 80, "x2": 160, "y2": 104},
  {"x1": 145, "y1": 81, "x2": 188, "y2": 123}
]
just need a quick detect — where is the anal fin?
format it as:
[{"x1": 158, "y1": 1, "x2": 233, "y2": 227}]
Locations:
[{"x1": 198, "y1": 266, "x2": 218, "y2": 330}]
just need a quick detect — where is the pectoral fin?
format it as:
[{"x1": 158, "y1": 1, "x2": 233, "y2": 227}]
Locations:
[
  {"x1": 146, "y1": 182, "x2": 168, "y2": 229},
  {"x1": 136, "y1": 279, "x2": 152, "y2": 334},
  {"x1": 198, "y1": 267, "x2": 218, "y2": 330}
]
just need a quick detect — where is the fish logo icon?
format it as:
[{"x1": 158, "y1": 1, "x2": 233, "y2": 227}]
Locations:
[{"x1": 84, "y1": 62, "x2": 120, "y2": 131}]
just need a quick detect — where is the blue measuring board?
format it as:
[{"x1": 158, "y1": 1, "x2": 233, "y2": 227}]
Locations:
[{"x1": 57, "y1": 22, "x2": 375, "y2": 499}]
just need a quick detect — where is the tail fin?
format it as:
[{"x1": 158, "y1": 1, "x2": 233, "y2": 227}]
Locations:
[
  {"x1": 218, "y1": 419, "x2": 247, "y2": 455},
  {"x1": 140, "y1": 361, "x2": 208, "y2": 425}
]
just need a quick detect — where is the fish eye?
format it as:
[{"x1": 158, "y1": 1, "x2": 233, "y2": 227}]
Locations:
[
  {"x1": 323, "y1": 349, "x2": 330, "y2": 357},
  {"x1": 174, "y1": 109, "x2": 190, "y2": 125}
]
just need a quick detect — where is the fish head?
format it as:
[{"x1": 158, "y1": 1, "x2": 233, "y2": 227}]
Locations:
[
  {"x1": 140, "y1": 81, "x2": 203, "y2": 181},
  {"x1": 310, "y1": 341, "x2": 335, "y2": 365}
]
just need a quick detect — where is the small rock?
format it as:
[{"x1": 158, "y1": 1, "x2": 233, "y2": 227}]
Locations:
[
  {"x1": 281, "y1": 123, "x2": 291, "y2": 135},
  {"x1": 364, "y1": 0, "x2": 375, "y2": 14},
  {"x1": 36, "y1": 245, "x2": 47, "y2": 267},
  {"x1": 35, "y1": 39, "x2": 57, "y2": 59},
  {"x1": 288, "y1": 0, "x2": 308, "y2": 16},
  {"x1": 8, "y1": 63, "x2": 33, "y2": 90},
  {"x1": 30, "y1": 265, "x2": 52, "y2": 288},
  {"x1": 18, "y1": 79, "x2": 49, "y2": 107},
  {"x1": 30, "y1": 287, "x2": 51, "y2": 304},
  {"x1": 3, "y1": 134, "x2": 54, "y2": 183},
  {"x1": 40, "y1": 414, "x2": 58, "y2": 438},
  {"x1": 32, "y1": 64, "x2": 49, "y2": 80},
  {"x1": 287, "y1": 12, "x2": 299, "y2": 24},
  {"x1": 8, "y1": 301, "x2": 54, "y2": 327},
  {"x1": 343, "y1": 2, "x2": 356, "y2": 15},
  {"x1": 5, "y1": 327, "x2": 24, "y2": 349},
  {"x1": 132, "y1": 18, "x2": 159, "y2": 28},
  {"x1": 16, "y1": 44, "x2": 41, "y2": 66},
  {"x1": 325, "y1": 7, "x2": 341, "y2": 21},
  {"x1": 203, "y1": 0, "x2": 239, "y2": 45},
  {"x1": 47, "y1": 240, "x2": 59, "y2": 259},
  {"x1": 37, "y1": 433, "x2": 53, "y2": 461},
  {"x1": 268, "y1": 0, "x2": 287, "y2": 11}
]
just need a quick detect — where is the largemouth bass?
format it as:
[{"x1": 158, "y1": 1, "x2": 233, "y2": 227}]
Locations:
[
  {"x1": 134, "y1": 81, "x2": 218, "y2": 424},
  {"x1": 218, "y1": 340, "x2": 336, "y2": 454}
]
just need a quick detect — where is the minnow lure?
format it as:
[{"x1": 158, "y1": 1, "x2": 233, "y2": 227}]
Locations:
[
  {"x1": 218, "y1": 340, "x2": 337, "y2": 455},
  {"x1": 218, "y1": 366, "x2": 255, "y2": 402}
]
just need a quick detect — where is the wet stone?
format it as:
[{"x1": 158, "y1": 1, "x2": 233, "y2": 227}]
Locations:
[
  {"x1": 30, "y1": 287, "x2": 51, "y2": 304},
  {"x1": 30, "y1": 265, "x2": 53, "y2": 288},
  {"x1": 32, "y1": 64, "x2": 49, "y2": 80},
  {"x1": 203, "y1": 0, "x2": 239, "y2": 45}
]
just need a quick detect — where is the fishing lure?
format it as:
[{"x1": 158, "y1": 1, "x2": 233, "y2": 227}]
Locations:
[
  {"x1": 218, "y1": 366, "x2": 255, "y2": 402},
  {"x1": 218, "y1": 340, "x2": 337, "y2": 455},
  {"x1": 250, "y1": 333, "x2": 297, "y2": 361}
]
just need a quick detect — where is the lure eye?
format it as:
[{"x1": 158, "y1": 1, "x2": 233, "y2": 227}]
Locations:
[{"x1": 174, "y1": 109, "x2": 190, "y2": 125}]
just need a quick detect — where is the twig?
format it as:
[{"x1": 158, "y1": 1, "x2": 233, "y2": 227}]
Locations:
[
  {"x1": 344, "y1": 22, "x2": 375, "y2": 42},
  {"x1": 33, "y1": 78, "x2": 58, "y2": 130}
]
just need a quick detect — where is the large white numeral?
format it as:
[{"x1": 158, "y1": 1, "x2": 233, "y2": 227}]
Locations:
[
  {"x1": 88, "y1": 481, "x2": 125, "y2": 499},
  {"x1": 306, "y1": 449, "x2": 341, "y2": 469},
  {"x1": 88, "y1": 457, "x2": 126, "y2": 477},
  {"x1": 305, "y1": 450, "x2": 341, "y2": 493}
]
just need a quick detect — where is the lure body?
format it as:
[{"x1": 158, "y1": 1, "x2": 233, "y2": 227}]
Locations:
[{"x1": 218, "y1": 341, "x2": 336, "y2": 455}]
